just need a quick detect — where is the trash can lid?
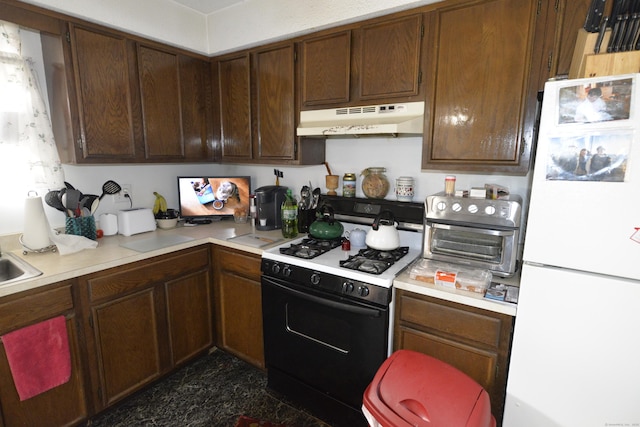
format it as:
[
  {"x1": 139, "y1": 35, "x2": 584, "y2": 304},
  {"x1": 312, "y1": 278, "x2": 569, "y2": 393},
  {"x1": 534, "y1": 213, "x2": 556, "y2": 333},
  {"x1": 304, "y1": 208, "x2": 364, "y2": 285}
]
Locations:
[{"x1": 362, "y1": 350, "x2": 494, "y2": 426}]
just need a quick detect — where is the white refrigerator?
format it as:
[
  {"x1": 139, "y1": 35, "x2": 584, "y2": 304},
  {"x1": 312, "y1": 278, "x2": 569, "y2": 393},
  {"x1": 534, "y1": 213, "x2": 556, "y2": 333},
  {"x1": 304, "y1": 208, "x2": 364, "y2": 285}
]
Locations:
[{"x1": 504, "y1": 73, "x2": 640, "y2": 427}]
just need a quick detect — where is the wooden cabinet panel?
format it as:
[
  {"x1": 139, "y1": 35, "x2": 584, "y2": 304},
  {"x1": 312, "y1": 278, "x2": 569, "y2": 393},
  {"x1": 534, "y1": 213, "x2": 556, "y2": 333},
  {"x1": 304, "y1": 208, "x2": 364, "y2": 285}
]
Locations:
[
  {"x1": 254, "y1": 43, "x2": 296, "y2": 161},
  {"x1": 79, "y1": 246, "x2": 212, "y2": 411},
  {"x1": 166, "y1": 269, "x2": 213, "y2": 366},
  {"x1": 92, "y1": 288, "x2": 163, "y2": 406},
  {"x1": 394, "y1": 290, "x2": 513, "y2": 425},
  {"x1": 218, "y1": 53, "x2": 253, "y2": 161},
  {"x1": 212, "y1": 246, "x2": 264, "y2": 368},
  {"x1": 300, "y1": 30, "x2": 351, "y2": 106},
  {"x1": 359, "y1": 14, "x2": 422, "y2": 100},
  {"x1": 179, "y1": 55, "x2": 212, "y2": 161},
  {"x1": 138, "y1": 45, "x2": 184, "y2": 159},
  {"x1": 69, "y1": 24, "x2": 142, "y2": 161},
  {"x1": 0, "y1": 282, "x2": 88, "y2": 427},
  {"x1": 422, "y1": 0, "x2": 537, "y2": 174}
]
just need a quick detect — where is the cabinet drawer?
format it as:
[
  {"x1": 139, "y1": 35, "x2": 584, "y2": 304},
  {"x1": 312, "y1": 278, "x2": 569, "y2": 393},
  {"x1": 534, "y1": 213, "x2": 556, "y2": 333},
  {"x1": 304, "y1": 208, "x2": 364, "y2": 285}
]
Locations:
[
  {"x1": 398, "y1": 292, "x2": 502, "y2": 348},
  {"x1": 88, "y1": 246, "x2": 209, "y2": 302},
  {"x1": 214, "y1": 247, "x2": 261, "y2": 280},
  {"x1": 0, "y1": 283, "x2": 74, "y2": 332}
]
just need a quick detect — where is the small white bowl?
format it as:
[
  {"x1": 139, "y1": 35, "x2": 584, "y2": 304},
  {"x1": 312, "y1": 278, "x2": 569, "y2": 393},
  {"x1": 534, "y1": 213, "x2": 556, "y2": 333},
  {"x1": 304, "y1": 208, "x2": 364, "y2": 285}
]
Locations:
[{"x1": 157, "y1": 218, "x2": 178, "y2": 229}]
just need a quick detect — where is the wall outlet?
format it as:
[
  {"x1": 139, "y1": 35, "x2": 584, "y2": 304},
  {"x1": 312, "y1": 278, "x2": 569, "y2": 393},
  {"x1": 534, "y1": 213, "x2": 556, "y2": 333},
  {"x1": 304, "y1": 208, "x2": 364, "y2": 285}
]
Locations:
[{"x1": 114, "y1": 184, "x2": 132, "y2": 203}]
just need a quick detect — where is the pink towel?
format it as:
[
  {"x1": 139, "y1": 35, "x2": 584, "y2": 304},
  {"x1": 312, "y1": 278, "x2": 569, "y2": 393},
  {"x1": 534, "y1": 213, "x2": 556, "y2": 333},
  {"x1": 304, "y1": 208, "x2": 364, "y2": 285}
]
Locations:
[{"x1": 1, "y1": 315, "x2": 71, "y2": 401}]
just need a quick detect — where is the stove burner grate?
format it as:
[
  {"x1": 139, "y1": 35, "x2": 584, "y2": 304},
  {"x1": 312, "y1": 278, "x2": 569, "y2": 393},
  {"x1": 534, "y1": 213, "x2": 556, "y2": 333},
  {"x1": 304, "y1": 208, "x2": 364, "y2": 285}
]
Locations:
[
  {"x1": 340, "y1": 246, "x2": 409, "y2": 275},
  {"x1": 279, "y1": 237, "x2": 343, "y2": 259}
]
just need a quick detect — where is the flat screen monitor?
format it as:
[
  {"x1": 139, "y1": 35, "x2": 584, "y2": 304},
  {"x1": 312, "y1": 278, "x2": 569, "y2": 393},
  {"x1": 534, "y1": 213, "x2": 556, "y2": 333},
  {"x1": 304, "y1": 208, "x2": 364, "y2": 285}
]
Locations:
[{"x1": 177, "y1": 176, "x2": 251, "y2": 223}]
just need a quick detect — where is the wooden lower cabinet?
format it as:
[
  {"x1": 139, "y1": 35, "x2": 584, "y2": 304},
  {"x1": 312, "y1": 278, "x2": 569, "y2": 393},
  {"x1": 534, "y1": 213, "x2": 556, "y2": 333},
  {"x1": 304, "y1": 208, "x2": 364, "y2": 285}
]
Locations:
[
  {"x1": 0, "y1": 282, "x2": 88, "y2": 427},
  {"x1": 79, "y1": 246, "x2": 213, "y2": 411},
  {"x1": 212, "y1": 246, "x2": 264, "y2": 369},
  {"x1": 394, "y1": 290, "x2": 514, "y2": 425}
]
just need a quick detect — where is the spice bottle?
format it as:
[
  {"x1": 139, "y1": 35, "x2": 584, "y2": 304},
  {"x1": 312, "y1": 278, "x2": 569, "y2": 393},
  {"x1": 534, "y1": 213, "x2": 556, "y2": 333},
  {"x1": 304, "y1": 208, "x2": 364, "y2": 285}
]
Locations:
[
  {"x1": 444, "y1": 175, "x2": 456, "y2": 196},
  {"x1": 343, "y1": 173, "x2": 356, "y2": 197}
]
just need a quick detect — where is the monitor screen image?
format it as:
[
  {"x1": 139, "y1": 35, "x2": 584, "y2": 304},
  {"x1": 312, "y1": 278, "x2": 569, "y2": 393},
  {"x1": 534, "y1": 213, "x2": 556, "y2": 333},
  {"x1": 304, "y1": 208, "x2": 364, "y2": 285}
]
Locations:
[{"x1": 177, "y1": 176, "x2": 251, "y2": 221}]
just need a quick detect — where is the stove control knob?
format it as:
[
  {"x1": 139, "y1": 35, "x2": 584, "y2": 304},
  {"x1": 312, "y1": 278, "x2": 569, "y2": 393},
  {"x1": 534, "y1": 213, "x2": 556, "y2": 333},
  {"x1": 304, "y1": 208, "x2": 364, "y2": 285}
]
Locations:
[
  {"x1": 310, "y1": 273, "x2": 321, "y2": 285},
  {"x1": 282, "y1": 265, "x2": 292, "y2": 277},
  {"x1": 271, "y1": 263, "x2": 281, "y2": 274},
  {"x1": 357, "y1": 285, "x2": 370, "y2": 297},
  {"x1": 342, "y1": 281, "x2": 354, "y2": 294},
  {"x1": 484, "y1": 205, "x2": 496, "y2": 215}
]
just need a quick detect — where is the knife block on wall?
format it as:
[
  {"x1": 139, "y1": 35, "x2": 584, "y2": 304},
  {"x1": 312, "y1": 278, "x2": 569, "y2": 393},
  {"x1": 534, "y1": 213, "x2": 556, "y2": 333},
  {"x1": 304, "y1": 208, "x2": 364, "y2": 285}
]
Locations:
[{"x1": 569, "y1": 28, "x2": 640, "y2": 79}]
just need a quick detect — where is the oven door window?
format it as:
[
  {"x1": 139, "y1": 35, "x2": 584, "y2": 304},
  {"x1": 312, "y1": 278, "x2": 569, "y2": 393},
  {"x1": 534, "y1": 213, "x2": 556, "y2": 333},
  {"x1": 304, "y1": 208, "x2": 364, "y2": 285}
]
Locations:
[{"x1": 430, "y1": 225, "x2": 512, "y2": 263}]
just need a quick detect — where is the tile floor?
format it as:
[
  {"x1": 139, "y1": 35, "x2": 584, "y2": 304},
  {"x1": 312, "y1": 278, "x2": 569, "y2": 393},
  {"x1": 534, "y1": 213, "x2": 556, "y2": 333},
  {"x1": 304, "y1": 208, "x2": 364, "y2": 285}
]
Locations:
[{"x1": 84, "y1": 348, "x2": 331, "y2": 427}]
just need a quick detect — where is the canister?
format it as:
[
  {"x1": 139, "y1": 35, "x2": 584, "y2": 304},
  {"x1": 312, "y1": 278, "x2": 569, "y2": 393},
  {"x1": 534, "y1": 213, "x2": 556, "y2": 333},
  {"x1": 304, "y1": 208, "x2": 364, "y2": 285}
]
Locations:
[
  {"x1": 343, "y1": 173, "x2": 356, "y2": 197},
  {"x1": 395, "y1": 176, "x2": 414, "y2": 202}
]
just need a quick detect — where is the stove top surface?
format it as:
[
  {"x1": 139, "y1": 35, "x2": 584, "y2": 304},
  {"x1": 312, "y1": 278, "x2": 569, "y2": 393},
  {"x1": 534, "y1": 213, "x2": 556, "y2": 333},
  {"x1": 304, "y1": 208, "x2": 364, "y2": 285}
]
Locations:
[{"x1": 262, "y1": 224, "x2": 422, "y2": 288}]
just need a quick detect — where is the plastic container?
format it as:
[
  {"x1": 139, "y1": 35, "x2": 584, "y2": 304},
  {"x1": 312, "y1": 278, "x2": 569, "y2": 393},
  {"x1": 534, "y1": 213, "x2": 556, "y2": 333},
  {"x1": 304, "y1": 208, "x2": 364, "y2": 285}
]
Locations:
[
  {"x1": 363, "y1": 350, "x2": 496, "y2": 427},
  {"x1": 445, "y1": 175, "x2": 456, "y2": 196},
  {"x1": 408, "y1": 259, "x2": 491, "y2": 294}
]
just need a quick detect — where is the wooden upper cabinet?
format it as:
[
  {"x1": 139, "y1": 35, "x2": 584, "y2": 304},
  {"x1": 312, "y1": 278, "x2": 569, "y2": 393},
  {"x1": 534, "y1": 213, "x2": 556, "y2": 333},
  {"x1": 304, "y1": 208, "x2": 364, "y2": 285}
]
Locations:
[
  {"x1": 300, "y1": 30, "x2": 351, "y2": 107},
  {"x1": 422, "y1": 0, "x2": 538, "y2": 174},
  {"x1": 67, "y1": 24, "x2": 143, "y2": 162},
  {"x1": 253, "y1": 43, "x2": 296, "y2": 161},
  {"x1": 138, "y1": 44, "x2": 212, "y2": 162},
  {"x1": 138, "y1": 45, "x2": 184, "y2": 159},
  {"x1": 218, "y1": 53, "x2": 252, "y2": 161},
  {"x1": 359, "y1": 14, "x2": 423, "y2": 101}
]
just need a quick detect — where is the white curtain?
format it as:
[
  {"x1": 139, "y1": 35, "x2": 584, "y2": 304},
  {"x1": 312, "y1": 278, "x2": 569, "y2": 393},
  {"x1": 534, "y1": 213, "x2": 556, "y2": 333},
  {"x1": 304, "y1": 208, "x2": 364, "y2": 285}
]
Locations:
[{"x1": 0, "y1": 20, "x2": 64, "y2": 193}]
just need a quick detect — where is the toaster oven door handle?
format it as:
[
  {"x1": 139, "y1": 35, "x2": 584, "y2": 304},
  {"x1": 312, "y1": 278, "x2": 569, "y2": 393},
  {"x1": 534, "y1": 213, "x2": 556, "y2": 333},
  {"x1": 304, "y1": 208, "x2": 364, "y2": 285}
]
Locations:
[{"x1": 429, "y1": 222, "x2": 515, "y2": 237}]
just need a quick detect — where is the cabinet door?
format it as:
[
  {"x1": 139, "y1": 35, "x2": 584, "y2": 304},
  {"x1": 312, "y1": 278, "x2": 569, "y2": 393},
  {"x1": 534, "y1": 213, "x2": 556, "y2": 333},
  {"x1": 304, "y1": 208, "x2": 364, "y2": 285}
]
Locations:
[
  {"x1": 212, "y1": 246, "x2": 264, "y2": 368},
  {"x1": 91, "y1": 288, "x2": 163, "y2": 407},
  {"x1": 300, "y1": 30, "x2": 351, "y2": 107},
  {"x1": 138, "y1": 45, "x2": 184, "y2": 160},
  {"x1": 253, "y1": 43, "x2": 296, "y2": 161},
  {"x1": 179, "y1": 55, "x2": 212, "y2": 161},
  {"x1": 394, "y1": 290, "x2": 513, "y2": 425},
  {"x1": 359, "y1": 14, "x2": 423, "y2": 100},
  {"x1": 218, "y1": 53, "x2": 253, "y2": 161},
  {"x1": 422, "y1": 0, "x2": 537, "y2": 173},
  {"x1": 0, "y1": 284, "x2": 87, "y2": 427},
  {"x1": 69, "y1": 24, "x2": 142, "y2": 162},
  {"x1": 165, "y1": 269, "x2": 213, "y2": 366}
]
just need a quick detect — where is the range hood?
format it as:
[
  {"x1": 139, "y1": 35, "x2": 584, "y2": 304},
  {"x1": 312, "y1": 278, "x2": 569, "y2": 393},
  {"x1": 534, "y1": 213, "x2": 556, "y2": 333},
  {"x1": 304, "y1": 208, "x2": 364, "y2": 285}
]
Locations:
[{"x1": 297, "y1": 101, "x2": 424, "y2": 137}]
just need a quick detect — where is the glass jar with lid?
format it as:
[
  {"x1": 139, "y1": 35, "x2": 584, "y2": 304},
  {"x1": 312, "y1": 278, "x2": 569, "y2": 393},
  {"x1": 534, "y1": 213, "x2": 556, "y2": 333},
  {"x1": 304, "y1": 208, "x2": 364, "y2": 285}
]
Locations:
[
  {"x1": 360, "y1": 167, "x2": 390, "y2": 199},
  {"x1": 343, "y1": 173, "x2": 356, "y2": 197}
]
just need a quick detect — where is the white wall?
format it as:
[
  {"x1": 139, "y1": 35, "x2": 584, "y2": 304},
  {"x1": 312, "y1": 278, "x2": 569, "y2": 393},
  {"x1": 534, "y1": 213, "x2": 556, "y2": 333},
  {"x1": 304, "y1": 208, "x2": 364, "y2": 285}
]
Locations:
[{"x1": 19, "y1": 0, "x2": 443, "y2": 55}]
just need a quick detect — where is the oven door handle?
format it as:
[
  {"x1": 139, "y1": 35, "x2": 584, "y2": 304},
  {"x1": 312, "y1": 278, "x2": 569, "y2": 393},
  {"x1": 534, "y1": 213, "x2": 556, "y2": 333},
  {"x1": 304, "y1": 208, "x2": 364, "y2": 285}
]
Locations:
[{"x1": 263, "y1": 277, "x2": 382, "y2": 317}]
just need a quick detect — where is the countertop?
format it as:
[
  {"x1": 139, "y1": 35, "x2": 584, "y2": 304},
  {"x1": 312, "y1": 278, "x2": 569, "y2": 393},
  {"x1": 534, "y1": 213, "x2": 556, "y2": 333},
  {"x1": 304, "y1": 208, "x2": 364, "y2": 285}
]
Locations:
[
  {"x1": 0, "y1": 220, "x2": 288, "y2": 299},
  {"x1": 1, "y1": 221, "x2": 519, "y2": 316},
  {"x1": 393, "y1": 268, "x2": 519, "y2": 316}
]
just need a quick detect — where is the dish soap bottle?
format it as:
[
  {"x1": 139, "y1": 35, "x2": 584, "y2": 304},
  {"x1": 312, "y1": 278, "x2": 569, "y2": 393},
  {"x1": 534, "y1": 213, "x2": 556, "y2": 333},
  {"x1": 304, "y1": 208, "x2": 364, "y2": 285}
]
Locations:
[{"x1": 281, "y1": 189, "x2": 298, "y2": 238}]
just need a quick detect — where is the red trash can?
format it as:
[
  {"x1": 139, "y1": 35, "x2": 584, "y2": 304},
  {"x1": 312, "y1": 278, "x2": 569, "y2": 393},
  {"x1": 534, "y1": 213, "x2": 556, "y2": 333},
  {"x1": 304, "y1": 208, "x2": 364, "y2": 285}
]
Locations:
[{"x1": 362, "y1": 350, "x2": 496, "y2": 427}]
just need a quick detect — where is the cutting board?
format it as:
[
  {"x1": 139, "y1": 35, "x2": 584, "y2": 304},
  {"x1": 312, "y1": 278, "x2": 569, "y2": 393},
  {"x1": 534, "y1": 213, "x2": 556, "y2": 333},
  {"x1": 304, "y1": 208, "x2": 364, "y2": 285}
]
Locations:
[{"x1": 120, "y1": 234, "x2": 194, "y2": 253}]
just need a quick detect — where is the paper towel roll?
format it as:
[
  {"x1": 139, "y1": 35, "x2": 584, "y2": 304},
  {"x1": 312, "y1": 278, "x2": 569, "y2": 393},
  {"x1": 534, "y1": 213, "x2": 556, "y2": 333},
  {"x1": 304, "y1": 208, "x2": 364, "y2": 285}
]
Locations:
[{"x1": 23, "y1": 196, "x2": 52, "y2": 250}]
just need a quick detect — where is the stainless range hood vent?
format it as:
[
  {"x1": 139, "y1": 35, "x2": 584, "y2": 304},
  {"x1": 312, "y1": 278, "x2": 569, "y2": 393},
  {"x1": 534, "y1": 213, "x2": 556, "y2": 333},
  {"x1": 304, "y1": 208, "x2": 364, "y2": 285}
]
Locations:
[{"x1": 297, "y1": 101, "x2": 424, "y2": 137}]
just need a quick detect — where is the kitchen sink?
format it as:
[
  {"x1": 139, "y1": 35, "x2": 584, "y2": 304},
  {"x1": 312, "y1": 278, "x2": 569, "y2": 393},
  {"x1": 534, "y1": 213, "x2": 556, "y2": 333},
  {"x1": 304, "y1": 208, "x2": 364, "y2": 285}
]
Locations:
[{"x1": 0, "y1": 252, "x2": 42, "y2": 286}]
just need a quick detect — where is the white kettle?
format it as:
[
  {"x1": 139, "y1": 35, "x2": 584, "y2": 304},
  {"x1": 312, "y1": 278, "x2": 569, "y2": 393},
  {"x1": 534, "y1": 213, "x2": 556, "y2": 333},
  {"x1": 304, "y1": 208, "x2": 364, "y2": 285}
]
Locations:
[{"x1": 366, "y1": 210, "x2": 400, "y2": 251}]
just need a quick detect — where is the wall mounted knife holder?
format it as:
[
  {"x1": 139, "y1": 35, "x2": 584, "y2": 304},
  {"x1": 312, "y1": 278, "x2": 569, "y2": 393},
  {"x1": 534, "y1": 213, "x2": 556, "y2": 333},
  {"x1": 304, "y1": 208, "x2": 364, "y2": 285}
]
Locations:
[{"x1": 570, "y1": 29, "x2": 640, "y2": 78}]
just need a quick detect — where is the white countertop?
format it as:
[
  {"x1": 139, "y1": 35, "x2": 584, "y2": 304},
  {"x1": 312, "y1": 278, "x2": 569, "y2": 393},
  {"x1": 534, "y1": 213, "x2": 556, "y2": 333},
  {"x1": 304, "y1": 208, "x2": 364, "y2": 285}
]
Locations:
[
  {"x1": 1, "y1": 221, "x2": 519, "y2": 316},
  {"x1": 393, "y1": 269, "x2": 518, "y2": 316},
  {"x1": 0, "y1": 221, "x2": 288, "y2": 298}
]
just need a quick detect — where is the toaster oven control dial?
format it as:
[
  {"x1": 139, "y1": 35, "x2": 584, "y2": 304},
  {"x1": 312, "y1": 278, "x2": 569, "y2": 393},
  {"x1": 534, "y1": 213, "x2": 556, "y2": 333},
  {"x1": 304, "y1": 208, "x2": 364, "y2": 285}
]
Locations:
[
  {"x1": 467, "y1": 204, "x2": 478, "y2": 213},
  {"x1": 436, "y1": 201, "x2": 447, "y2": 211},
  {"x1": 451, "y1": 202, "x2": 462, "y2": 212},
  {"x1": 485, "y1": 205, "x2": 496, "y2": 215}
]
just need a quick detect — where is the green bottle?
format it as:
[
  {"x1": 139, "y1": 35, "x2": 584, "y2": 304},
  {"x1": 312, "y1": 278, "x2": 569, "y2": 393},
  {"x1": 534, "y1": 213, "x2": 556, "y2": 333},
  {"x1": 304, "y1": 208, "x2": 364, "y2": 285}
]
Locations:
[{"x1": 281, "y1": 189, "x2": 298, "y2": 238}]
